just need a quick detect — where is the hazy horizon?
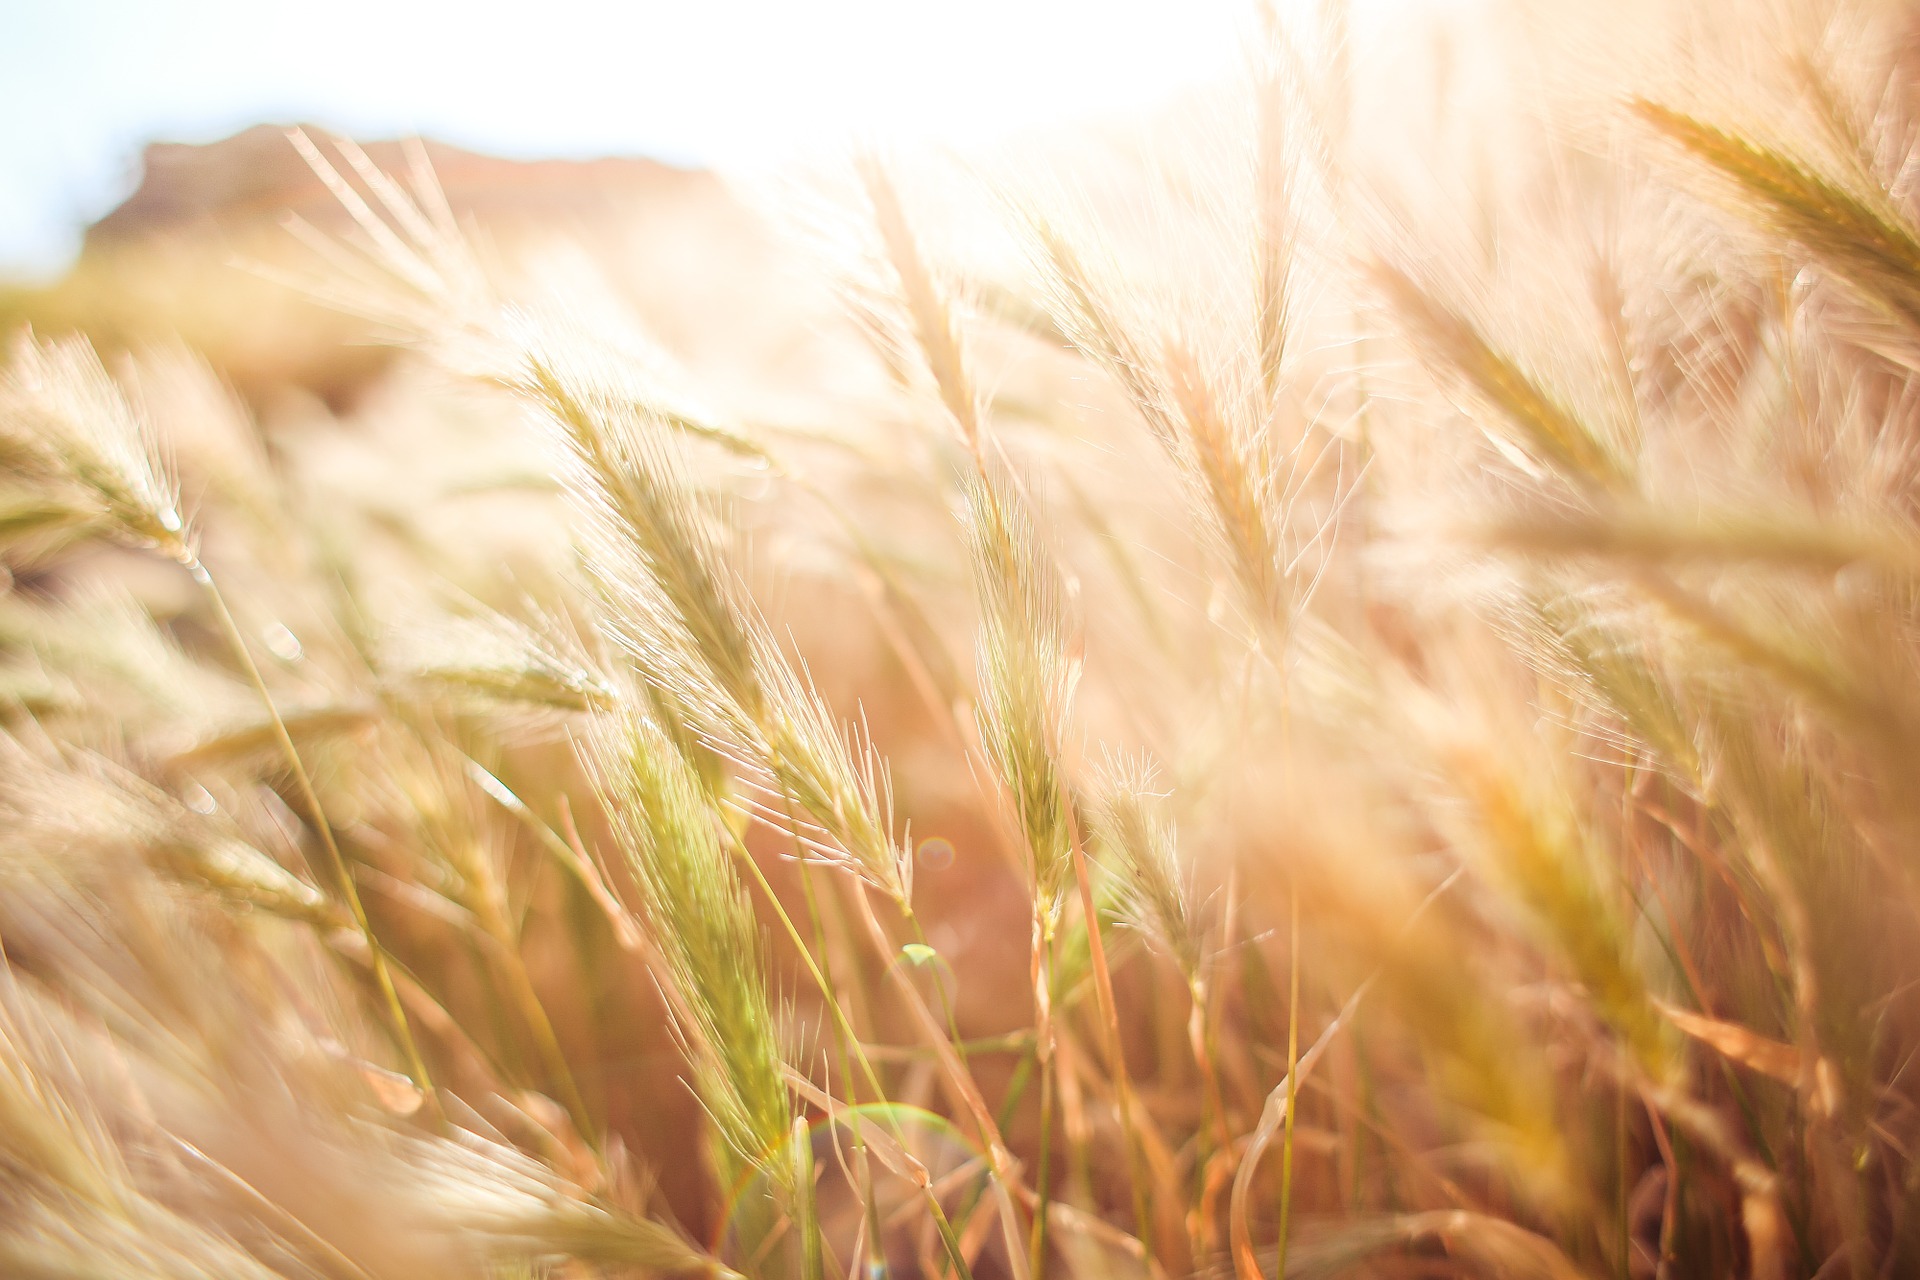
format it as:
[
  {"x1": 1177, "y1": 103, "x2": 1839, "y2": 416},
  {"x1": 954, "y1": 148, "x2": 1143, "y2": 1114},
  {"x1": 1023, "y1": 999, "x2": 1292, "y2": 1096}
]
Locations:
[{"x1": 2, "y1": 0, "x2": 1266, "y2": 279}]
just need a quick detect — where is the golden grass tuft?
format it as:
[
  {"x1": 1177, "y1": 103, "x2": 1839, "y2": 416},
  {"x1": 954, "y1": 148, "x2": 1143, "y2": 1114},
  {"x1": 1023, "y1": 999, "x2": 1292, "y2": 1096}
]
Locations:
[{"x1": 4, "y1": 3, "x2": 1920, "y2": 1278}]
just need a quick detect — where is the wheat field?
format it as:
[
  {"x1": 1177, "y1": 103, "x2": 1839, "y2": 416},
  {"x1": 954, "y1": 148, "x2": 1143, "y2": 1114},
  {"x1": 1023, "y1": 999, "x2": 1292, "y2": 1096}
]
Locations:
[{"x1": 2, "y1": 2, "x2": 1919, "y2": 1278}]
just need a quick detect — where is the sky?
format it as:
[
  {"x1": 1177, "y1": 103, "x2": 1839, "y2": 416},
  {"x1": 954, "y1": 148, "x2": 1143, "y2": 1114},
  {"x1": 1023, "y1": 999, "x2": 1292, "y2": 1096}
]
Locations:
[{"x1": 0, "y1": 0, "x2": 1264, "y2": 279}]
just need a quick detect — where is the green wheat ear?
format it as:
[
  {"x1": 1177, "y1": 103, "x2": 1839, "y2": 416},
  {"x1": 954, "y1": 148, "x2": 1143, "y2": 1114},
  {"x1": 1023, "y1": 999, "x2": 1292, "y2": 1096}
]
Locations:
[{"x1": 590, "y1": 696, "x2": 793, "y2": 1197}]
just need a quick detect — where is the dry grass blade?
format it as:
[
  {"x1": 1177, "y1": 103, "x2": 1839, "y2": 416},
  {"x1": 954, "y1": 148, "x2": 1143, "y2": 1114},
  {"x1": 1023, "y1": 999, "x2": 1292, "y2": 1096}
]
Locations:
[
  {"x1": 1268, "y1": 1210, "x2": 1588, "y2": 1280},
  {"x1": 1652, "y1": 999, "x2": 1801, "y2": 1085},
  {"x1": 1229, "y1": 871, "x2": 1464, "y2": 1280}
]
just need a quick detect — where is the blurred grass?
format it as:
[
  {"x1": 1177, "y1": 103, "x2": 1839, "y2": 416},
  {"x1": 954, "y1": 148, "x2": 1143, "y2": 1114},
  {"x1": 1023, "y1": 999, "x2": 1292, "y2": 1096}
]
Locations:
[{"x1": 3, "y1": 3, "x2": 1920, "y2": 1279}]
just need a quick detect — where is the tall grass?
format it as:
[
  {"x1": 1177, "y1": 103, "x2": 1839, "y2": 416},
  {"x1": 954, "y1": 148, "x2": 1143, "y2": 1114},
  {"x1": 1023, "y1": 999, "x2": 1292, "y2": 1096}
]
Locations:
[{"x1": 3, "y1": 1, "x2": 1920, "y2": 1278}]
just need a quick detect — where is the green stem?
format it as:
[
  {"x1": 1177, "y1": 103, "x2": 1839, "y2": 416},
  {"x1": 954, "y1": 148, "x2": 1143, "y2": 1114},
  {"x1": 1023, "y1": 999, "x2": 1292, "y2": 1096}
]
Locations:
[
  {"x1": 184, "y1": 554, "x2": 435, "y2": 1110},
  {"x1": 723, "y1": 831, "x2": 974, "y2": 1280},
  {"x1": 790, "y1": 819, "x2": 885, "y2": 1280},
  {"x1": 793, "y1": 1114, "x2": 823, "y2": 1280},
  {"x1": 1064, "y1": 805, "x2": 1153, "y2": 1263}
]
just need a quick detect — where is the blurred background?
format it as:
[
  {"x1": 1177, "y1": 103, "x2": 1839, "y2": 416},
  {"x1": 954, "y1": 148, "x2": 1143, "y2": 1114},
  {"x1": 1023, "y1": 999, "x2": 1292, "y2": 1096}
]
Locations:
[
  {"x1": 1, "y1": 0, "x2": 1486, "y2": 419},
  {"x1": 2, "y1": 0, "x2": 1275, "y2": 278}
]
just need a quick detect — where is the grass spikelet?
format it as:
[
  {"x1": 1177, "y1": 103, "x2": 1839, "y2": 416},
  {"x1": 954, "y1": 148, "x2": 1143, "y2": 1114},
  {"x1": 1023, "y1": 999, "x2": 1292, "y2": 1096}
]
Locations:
[
  {"x1": 1027, "y1": 216, "x2": 1153, "y2": 392},
  {"x1": 750, "y1": 654, "x2": 908, "y2": 898},
  {"x1": 1025, "y1": 214, "x2": 1306, "y2": 636},
  {"x1": 860, "y1": 160, "x2": 1077, "y2": 908},
  {"x1": 532, "y1": 357, "x2": 759, "y2": 727},
  {"x1": 589, "y1": 697, "x2": 793, "y2": 1197},
  {"x1": 1161, "y1": 337, "x2": 1290, "y2": 628},
  {"x1": 1370, "y1": 261, "x2": 1631, "y2": 495},
  {"x1": 1252, "y1": 3, "x2": 1308, "y2": 404},
  {"x1": 963, "y1": 461, "x2": 1079, "y2": 916},
  {"x1": 0, "y1": 333, "x2": 186, "y2": 552},
  {"x1": 859, "y1": 158, "x2": 985, "y2": 451},
  {"x1": 1529, "y1": 591, "x2": 1706, "y2": 788},
  {"x1": 534, "y1": 356, "x2": 907, "y2": 899},
  {"x1": 1086, "y1": 757, "x2": 1199, "y2": 981},
  {"x1": 1429, "y1": 724, "x2": 1676, "y2": 1082},
  {"x1": 386, "y1": 607, "x2": 615, "y2": 716},
  {"x1": 1632, "y1": 98, "x2": 1920, "y2": 334},
  {"x1": 280, "y1": 128, "x2": 496, "y2": 350}
]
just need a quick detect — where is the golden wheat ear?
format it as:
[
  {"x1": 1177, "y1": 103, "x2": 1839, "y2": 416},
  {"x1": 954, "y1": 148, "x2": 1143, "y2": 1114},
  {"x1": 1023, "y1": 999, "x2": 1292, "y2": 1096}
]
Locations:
[
  {"x1": 1, "y1": 334, "x2": 187, "y2": 555},
  {"x1": 1027, "y1": 217, "x2": 1308, "y2": 638},
  {"x1": 1631, "y1": 98, "x2": 1920, "y2": 336},
  {"x1": 538, "y1": 356, "x2": 910, "y2": 903},
  {"x1": 858, "y1": 157, "x2": 986, "y2": 454},
  {"x1": 1368, "y1": 260, "x2": 1631, "y2": 496},
  {"x1": 384, "y1": 606, "x2": 616, "y2": 717},
  {"x1": 856, "y1": 160, "x2": 1078, "y2": 909}
]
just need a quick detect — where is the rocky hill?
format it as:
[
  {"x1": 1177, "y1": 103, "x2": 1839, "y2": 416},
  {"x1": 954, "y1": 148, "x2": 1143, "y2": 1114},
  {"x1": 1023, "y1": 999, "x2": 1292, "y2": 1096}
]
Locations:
[
  {"x1": 85, "y1": 125, "x2": 716, "y2": 249},
  {"x1": 4, "y1": 126, "x2": 781, "y2": 412}
]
